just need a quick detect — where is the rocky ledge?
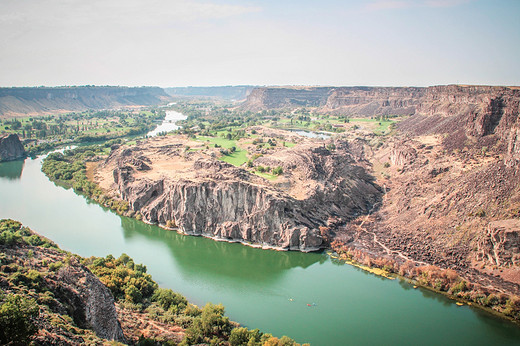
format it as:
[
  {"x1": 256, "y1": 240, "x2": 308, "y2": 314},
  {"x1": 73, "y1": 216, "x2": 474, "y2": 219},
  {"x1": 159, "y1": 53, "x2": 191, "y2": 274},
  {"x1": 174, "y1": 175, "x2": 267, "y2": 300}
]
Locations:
[{"x1": 96, "y1": 136, "x2": 381, "y2": 252}]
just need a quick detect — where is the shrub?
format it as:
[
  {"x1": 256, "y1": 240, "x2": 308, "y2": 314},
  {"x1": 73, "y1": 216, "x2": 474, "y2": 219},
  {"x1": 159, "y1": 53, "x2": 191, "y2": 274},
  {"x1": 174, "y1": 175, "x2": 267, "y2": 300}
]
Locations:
[
  {"x1": 272, "y1": 166, "x2": 283, "y2": 175},
  {"x1": 152, "y1": 288, "x2": 188, "y2": 312},
  {"x1": 0, "y1": 294, "x2": 39, "y2": 345}
]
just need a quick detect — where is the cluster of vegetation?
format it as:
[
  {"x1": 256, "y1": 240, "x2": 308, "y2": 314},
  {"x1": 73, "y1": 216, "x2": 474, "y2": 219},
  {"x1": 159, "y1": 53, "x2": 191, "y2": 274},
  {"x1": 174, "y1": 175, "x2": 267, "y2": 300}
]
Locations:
[
  {"x1": 171, "y1": 100, "x2": 397, "y2": 145},
  {"x1": 254, "y1": 165, "x2": 283, "y2": 176},
  {"x1": 0, "y1": 219, "x2": 104, "y2": 344},
  {"x1": 0, "y1": 219, "x2": 305, "y2": 345},
  {"x1": 0, "y1": 293, "x2": 39, "y2": 345},
  {"x1": 331, "y1": 241, "x2": 520, "y2": 321},
  {"x1": 85, "y1": 253, "x2": 305, "y2": 345},
  {"x1": 41, "y1": 144, "x2": 131, "y2": 216},
  {"x1": 1, "y1": 109, "x2": 165, "y2": 156},
  {"x1": 0, "y1": 219, "x2": 58, "y2": 249}
]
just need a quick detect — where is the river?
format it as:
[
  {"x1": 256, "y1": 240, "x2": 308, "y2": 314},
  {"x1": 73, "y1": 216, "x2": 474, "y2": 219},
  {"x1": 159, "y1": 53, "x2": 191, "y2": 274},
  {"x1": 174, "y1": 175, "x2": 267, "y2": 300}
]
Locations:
[
  {"x1": 1, "y1": 127, "x2": 520, "y2": 345},
  {"x1": 146, "y1": 110, "x2": 187, "y2": 137}
]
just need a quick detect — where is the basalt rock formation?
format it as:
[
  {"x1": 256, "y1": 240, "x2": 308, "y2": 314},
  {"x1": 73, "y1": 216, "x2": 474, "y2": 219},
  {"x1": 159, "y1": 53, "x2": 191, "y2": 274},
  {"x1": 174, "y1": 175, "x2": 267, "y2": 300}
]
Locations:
[
  {"x1": 324, "y1": 85, "x2": 520, "y2": 293},
  {"x1": 0, "y1": 133, "x2": 25, "y2": 162},
  {"x1": 98, "y1": 137, "x2": 381, "y2": 252},
  {"x1": 241, "y1": 86, "x2": 424, "y2": 115},
  {"x1": 164, "y1": 85, "x2": 256, "y2": 101},
  {"x1": 0, "y1": 86, "x2": 171, "y2": 117},
  {"x1": 241, "y1": 85, "x2": 520, "y2": 122},
  {"x1": 0, "y1": 226, "x2": 126, "y2": 344},
  {"x1": 478, "y1": 220, "x2": 520, "y2": 267}
]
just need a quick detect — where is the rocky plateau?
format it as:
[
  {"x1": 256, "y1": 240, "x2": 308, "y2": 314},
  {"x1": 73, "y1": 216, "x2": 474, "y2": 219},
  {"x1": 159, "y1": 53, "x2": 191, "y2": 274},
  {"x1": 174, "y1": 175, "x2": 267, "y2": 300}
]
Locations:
[{"x1": 96, "y1": 135, "x2": 382, "y2": 252}]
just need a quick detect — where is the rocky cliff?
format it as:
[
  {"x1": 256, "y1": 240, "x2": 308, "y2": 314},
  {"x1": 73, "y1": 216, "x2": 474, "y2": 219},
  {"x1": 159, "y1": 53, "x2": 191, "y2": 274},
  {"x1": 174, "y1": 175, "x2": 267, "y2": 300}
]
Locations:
[
  {"x1": 241, "y1": 86, "x2": 423, "y2": 115},
  {"x1": 165, "y1": 86, "x2": 255, "y2": 101},
  {"x1": 98, "y1": 137, "x2": 381, "y2": 252},
  {"x1": 241, "y1": 87, "x2": 332, "y2": 111},
  {"x1": 0, "y1": 134, "x2": 25, "y2": 162},
  {"x1": 241, "y1": 85, "x2": 520, "y2": 121},
  {"x1": 0, "y1": 220, "x2": 126, "y2": 344},
  {"x1": 0, "y1": 86, "x2": 171, "y2": 117},
  {"x1": 326, "y1": 85, "x2": 520, "y2": 293}
]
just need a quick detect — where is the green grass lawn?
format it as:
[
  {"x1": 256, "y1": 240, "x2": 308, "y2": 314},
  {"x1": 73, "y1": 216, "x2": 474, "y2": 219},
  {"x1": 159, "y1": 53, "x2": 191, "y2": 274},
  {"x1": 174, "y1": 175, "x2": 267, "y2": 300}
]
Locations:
[
  {"x1": 220, "y1": 150, "x2": 248, "y2": 166},
  {"x1": 196, "y1": 135, "x2": 249, "y2": 166},
  {"x1": 254, "y1": 171, "x2": 278, "y2": 180},
  {"x1": 197, "y1": 135, "x2": 237, "y2": 149}
]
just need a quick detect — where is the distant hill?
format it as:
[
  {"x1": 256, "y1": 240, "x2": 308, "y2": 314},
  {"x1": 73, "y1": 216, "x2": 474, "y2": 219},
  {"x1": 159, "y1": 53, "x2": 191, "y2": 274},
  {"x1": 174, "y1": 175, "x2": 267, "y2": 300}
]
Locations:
[
  {"x1": 164, "y1": 86, "x2": 255, "y2": 101},
  {"x1": 0, "y1": 86, "x2": 172, "y2": 117}
]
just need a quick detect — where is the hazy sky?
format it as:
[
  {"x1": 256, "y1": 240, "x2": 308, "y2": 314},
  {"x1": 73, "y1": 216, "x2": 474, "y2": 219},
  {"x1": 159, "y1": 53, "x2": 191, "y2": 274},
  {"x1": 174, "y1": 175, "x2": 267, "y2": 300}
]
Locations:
[{"x1": 1, "y1": 0, "x2": 519, "y2": 87}]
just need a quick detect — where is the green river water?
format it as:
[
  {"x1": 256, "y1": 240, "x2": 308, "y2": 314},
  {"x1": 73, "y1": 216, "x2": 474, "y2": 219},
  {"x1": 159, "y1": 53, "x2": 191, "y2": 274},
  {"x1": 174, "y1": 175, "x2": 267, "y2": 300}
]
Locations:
[{"x1": 1, "y1": 156, "x2": 520, "y2": 345}]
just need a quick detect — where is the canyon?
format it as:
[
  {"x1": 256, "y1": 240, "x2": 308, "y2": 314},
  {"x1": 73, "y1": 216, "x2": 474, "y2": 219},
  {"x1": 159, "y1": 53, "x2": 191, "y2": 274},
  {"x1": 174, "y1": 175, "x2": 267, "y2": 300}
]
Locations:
[
  {"x1": 0, "y1": 86, "x2": 171, "y2": 117},
  {"x1": 93, "y1": 84, "x2": 520, "y2": 298}
]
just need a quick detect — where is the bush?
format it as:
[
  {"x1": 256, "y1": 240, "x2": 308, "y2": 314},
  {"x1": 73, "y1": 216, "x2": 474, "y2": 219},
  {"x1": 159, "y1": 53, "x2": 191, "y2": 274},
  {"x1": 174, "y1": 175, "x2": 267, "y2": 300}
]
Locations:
[
  {"x1": 0, "y1": 294, "x2": 39, "y2": 345},
  {"x1": 272, "y1": 166, "x2": 283, "y2": 175},
  {"x1": 152, "y1": 288, "x2": 187, "y2": 312},
  {"x1": 186, "y1": 303, "x2": 232, "y2": 344}
]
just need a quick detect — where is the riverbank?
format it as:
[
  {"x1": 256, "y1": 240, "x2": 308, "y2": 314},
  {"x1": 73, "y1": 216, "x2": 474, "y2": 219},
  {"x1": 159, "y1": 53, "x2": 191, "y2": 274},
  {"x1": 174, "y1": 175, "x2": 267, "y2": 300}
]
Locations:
[
  {"x1": 330, "y1": 241, "x2": 520, "y2": 323},
  {"x1": 4, "y1": 153, "x2": 520, "y2": 345},
  {"x1": 0, "y1": 219, "x2": 304, "y2": 345},
  {"x1": 41, "y1": 144, "x2": 520, "y2": 326}
]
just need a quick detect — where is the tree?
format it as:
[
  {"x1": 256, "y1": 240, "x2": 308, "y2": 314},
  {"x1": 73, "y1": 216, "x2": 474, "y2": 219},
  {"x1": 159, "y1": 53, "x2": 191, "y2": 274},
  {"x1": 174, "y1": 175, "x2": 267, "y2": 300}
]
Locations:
[
  {"x1": 272, "y1": 166, "x2": 283, "y2": 175},
  {"x1": 186, "y1": 303, "x2": 232, "y2": 343},
  {"x1": 0, "y1": 294, "x2": 39, "y2": 345}
]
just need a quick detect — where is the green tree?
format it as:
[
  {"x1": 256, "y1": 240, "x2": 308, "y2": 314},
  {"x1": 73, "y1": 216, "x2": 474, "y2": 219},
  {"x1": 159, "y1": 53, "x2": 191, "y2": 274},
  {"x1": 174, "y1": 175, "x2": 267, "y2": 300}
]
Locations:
[
  {"x1": 0, "y1": 294, "x2": 39, "y2": 345},
  {"x1": 272, "y1": 166, "x2": 283, "y2": 175}
]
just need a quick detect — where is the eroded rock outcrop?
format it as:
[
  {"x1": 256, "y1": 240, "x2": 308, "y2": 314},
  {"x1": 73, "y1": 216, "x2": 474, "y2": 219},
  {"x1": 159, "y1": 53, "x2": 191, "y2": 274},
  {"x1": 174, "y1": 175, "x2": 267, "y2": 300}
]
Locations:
[
  {"x1": 389, "y1": 140, "x2": 417, "y2": 166},
  {"x1": 478, "y1": 220, "x2": 520, "y2": 267},
  {"x1": 100, "y1": 137, "x2": 381, "y2": 252},
  {"x1": 0, "y1": 240, "x2": 126, "y2": 344},
  {"x1": 0, "y1": 133, "x2": 25, "y2": 162},
  {"x1": 55, "y1": 263, "x2": 126, "y2": 341}
]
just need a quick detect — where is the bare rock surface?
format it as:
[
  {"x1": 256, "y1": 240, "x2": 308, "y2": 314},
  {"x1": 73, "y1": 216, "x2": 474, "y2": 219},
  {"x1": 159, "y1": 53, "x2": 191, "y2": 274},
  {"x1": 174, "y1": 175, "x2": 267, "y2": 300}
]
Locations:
[
  {"x1": 0, "y1": 133, "x2": 25, "y2": 162},
  {"x1": 97, "y1": 136, "x2": 381, "y2": 252},
  {"x1": 478, "y1": 220, "x2": 520, "y2": 267},
  {"x1": 0, "y1": 243, "x2": 126, "y2": 344}
]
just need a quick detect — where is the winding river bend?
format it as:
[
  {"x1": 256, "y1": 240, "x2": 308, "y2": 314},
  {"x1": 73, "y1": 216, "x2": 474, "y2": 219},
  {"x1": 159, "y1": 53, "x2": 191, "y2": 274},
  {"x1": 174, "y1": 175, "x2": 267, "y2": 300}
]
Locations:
[{"x1": 1, "y1": 143, "x2": 520, "y2": 345}]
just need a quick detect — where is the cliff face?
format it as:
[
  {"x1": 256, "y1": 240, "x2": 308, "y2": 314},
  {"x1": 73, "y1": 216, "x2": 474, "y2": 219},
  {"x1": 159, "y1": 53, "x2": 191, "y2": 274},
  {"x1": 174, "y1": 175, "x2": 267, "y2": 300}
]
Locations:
[
  {"x1": 0, "y1": 86, "x2": 171, "y2": 117},
  {"x1": 241, "y1": 85, "x2": 520, "y2": 124},
  {"x1": 326, "y1": 85, "x2": 520, "y2": 292},
  {"x1": 100, "y1": 137, "x2": 381, "y2": 252},
  {"x1": 398, "y1": 85, "x2": 520, "y2": 166},
  {"x1": 241, "y1": 87, "x2": 332, "y2": 111},
  {"x1": 0, "y1": 223, "x2": 126, "y2": 344},
  {"x1": 241, "y1": 86, "x2": 423, "y2": 115},
  {"x1": 164, "y1": 86, "x2": 255, "y2": 101},
  {"x1": 324, "y1": 87, "x2": 423, "y2": 116},
  {"x1": 0, "y1": 134, "x2": 25, "y2": 162}
]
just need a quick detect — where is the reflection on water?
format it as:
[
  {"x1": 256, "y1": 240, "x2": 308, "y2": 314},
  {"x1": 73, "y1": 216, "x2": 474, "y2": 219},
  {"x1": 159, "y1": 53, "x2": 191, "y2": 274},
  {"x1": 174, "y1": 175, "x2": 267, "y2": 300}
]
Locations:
[
  {"x1": 288, "y1": 129, "x2": 331, "y2": 139},
  {"x1": 147, "y1": 110, "x2": 187, "y2": 137},
  {"x1": 2, "y1": 154, "x2": 520, "y2": 345},
  {"x1": 0, "y1": 159, "x2": 24, "y2": 180},
  {"x1": 120, "y1": 216, "x2": 325, "y2": 284}
]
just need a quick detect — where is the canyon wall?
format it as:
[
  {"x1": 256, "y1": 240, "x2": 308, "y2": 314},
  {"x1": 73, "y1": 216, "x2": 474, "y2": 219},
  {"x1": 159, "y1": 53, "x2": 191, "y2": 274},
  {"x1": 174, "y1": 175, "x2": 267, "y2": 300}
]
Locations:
[
  {"x1": 241, "y1": 85, "x2": 519, "y2": 121},
  {"x1": 0, "y1": 86, "x2": 171, "y2": 117},
  {"x1": 103, "y1": 140, "x2": 381, "y2": 252}
]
